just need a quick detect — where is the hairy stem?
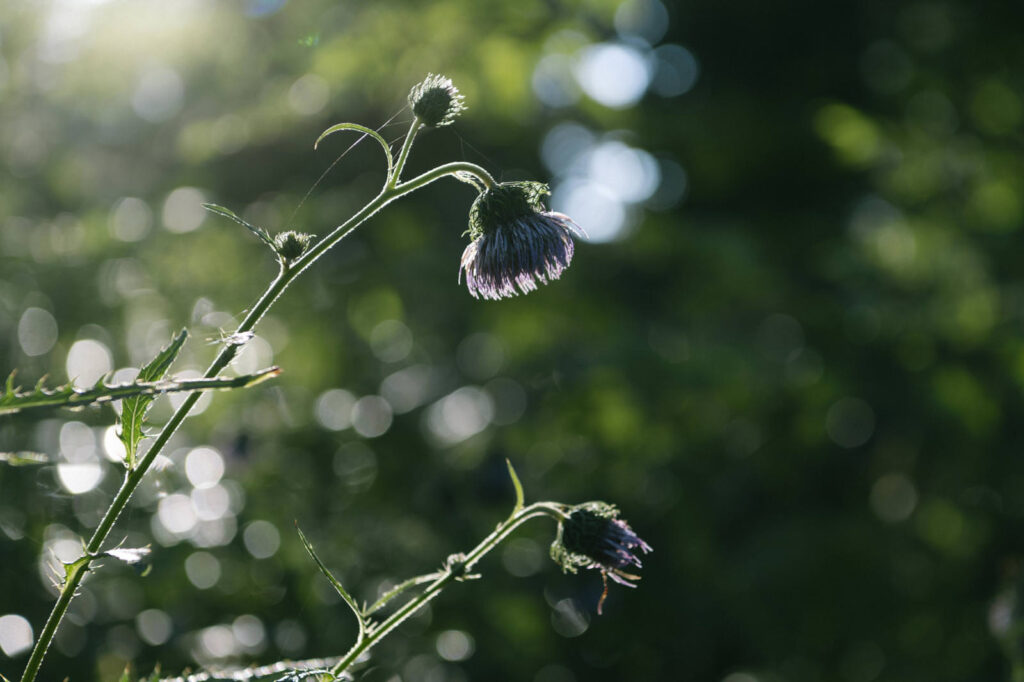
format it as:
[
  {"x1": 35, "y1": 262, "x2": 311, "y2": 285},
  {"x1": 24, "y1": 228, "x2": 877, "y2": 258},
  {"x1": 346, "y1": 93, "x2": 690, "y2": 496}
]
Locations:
[
  {"x1": 388, "y1": 118, "x2": 422, "y2": 188},
  {"x1": 330, "y1": 502, "x2": 567, "y2": 677},
  {"x1": 20, "y1": 155, "x2": 498, "y2": 682},
  {"x1": 397, "y1": 161, "x2": 497, "y2": 193}
]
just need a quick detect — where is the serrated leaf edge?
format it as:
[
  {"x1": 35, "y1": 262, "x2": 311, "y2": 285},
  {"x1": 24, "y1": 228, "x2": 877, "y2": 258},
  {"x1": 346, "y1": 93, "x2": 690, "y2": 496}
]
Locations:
[
  {"x1": 296, "y1": 524, "x2": 367, "y2": 640},
  {"x1": 203, "y1": 203, "x2": 275, "y2": 249}
]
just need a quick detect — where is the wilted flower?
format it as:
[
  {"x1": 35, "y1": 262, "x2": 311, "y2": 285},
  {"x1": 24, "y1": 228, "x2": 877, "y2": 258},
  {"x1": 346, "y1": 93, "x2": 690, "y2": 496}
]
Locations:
[
  {"x1": 550, "y1": 501, "x2": 652, "y2": 613},
  {"x1": 409, "y1": 74, "x2": 466, "y2": 128},
  {"x1": 459, "y1": 181, "x2": 583, "y2": 300}
]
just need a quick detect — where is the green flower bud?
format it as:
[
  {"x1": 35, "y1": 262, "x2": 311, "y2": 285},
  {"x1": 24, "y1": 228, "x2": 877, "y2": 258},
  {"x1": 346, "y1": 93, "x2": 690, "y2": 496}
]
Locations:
[
  {"x1": 273, "y1": 230, "x2": 316, "y2": 263},
  {"x1": 409, "y1": 74, "x2": 466, "y2": 128}
]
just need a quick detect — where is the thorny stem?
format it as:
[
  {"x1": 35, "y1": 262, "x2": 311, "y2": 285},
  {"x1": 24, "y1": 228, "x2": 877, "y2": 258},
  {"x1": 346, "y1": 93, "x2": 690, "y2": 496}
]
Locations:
[
  {"x1": 19, "y1": 125, "x2": 499, "y2": 682},
  {"x1": 330, "y1": 502, "x2": 568, "y2": 678},
  {"x1": 156, "y1": 655, "x2": 345, "y2": 682},
  {"x1": 0, "y1": 369, "x2": 280, "y2": 416}
]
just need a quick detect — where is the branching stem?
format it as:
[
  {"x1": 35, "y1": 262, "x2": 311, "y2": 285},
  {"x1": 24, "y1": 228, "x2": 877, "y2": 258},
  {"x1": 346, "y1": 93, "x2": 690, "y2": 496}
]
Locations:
[
  {"x1": 388, "y1": 118, "x2": 422, "y2": 188},
  {"x1": 19, "y1": 124, "x2": 499, "y2": 682},
  {"x1": 330, "y1": 502, "x2": 568, "y2": 677}
]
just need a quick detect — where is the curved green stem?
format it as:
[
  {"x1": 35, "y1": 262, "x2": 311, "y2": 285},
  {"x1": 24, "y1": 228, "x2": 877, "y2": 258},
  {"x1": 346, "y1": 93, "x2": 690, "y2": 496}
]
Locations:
[
  {"x1": 330, "y1": 502, "x2": 567, "y2": 677},
  {"x1": 314, "y1": 122, "x2": 394, "y2": 176},
  {"x1": 396, "y1": 161, "x2": 497, "y2": 193},
  {"x1": 384, "y1": 119, "x2": 498, "y2": 192},
  {"x1": 19, "y1": 153, "x2": 499, "y2": 682}
]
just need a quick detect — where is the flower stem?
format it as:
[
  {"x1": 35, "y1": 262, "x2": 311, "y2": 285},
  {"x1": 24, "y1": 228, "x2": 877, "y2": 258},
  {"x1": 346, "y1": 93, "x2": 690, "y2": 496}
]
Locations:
[
  {"x1": 397, "y1": 161, "x2": 497, "y2": 192},
  {"x1": 388, "y1": 118, "x2": 422, "y2": 189},
  {"x1": 19, "y1": 155, "x2": 498, "y2": 682},
  {"x1": 384, "y1": 119, "x2": 498, "y2": 192},
  {"x1": 330, "y1": 502, "x2": 567, "y2": 677}
]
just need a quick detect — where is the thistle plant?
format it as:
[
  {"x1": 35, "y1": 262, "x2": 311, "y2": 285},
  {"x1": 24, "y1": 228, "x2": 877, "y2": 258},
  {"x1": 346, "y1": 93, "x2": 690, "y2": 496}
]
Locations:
[{"x1": 3, "y1": 75, "x2": 649, "y2": 682}]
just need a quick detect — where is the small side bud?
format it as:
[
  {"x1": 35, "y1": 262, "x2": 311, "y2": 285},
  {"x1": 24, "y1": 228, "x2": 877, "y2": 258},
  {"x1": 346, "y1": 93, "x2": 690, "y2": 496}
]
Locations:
[
  {"x1": 409, "y1": 74, "x2": 466, "y2": 128},
  {"x1": 443, "y1": 552, "x2": 479, "y2": 581},
  {"x1": 273, "y1": 231, "x2": 316, "y2": 263},
  {"x1": 445, "y1": 552, "x2": 468, "y2": 578}
]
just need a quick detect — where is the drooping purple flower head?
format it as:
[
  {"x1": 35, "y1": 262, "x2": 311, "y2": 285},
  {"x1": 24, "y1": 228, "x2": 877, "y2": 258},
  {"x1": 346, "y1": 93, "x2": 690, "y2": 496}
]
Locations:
[
  {"x1": 550, "y1": 501, "x2": 652, "y2": 613},
  {"x1": 459, "y1": 181, "x2": 584, "y2": 300}
]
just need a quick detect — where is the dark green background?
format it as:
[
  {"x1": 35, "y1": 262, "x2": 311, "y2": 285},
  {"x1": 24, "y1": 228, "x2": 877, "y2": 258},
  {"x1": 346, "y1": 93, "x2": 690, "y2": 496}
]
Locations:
[{"x1": 2, "y1": 0, "x2": 1024, "y2": 680}]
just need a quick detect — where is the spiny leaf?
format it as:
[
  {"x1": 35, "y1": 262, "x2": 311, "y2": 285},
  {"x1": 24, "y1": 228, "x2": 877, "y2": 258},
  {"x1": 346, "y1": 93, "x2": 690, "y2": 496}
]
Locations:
[
  {"x1": 0, "y1": 451, "x2": 51, "y2": 466},
  {"x1": 0, "y1": 366, "x2": 281, "y2": 417},
  {"x1": 296, "y1": 524, "x2": 367, "y2": 638},
  {"x1": 506, "y1": 458, "x2": 525, "y2": 513},
  {"x1": 0, "y1": 375, "x2": 79, "y2": 412},
  {"x1": 314, "y1": 122, "x2": 394, "y2": 175},
  {"x1": 139, "y1": 331, "x2": 188, "y2": 384},
  {"x1": 202, "y1": 203, "x2": 275, "y2": 249},
  {"x1": 118, "y1": 329, "x2": 187, "y2": 469}
]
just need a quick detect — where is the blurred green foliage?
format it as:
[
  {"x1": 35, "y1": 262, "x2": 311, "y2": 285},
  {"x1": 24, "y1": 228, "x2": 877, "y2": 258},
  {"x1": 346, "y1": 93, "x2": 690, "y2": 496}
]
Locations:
[{"x1": 2, "y1": 0, "x2": 1024, "y2": 681}]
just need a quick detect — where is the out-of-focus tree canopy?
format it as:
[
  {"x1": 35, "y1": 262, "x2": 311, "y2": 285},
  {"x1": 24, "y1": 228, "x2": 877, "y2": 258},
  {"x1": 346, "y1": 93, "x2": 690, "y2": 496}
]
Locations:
[{"x1": 2, "y1": 0, "x2": 1024, "y2": 680}]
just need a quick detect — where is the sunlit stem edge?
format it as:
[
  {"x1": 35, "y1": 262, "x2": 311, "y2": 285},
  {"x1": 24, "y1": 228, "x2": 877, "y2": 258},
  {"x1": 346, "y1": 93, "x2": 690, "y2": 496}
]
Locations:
[
  {"x1": 19, "y1": 156, "x2": 498, "y2": 682},
  {"x1": 364, "y1": 572, "x2": 444, "y2": 617},
  {"x1": 387, "y1": 118, "x2": 421, "y2": 189}
]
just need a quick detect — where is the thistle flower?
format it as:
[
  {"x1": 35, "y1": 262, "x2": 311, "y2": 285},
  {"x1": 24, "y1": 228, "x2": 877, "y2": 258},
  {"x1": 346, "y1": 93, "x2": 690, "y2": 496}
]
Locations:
[
  {"x1": 409, "y1": 74, "x2": 466, "y2": 128},
  {"x1": 550, "y1": 501, "x2": 652, "y2": 613},
  {"x1": 459, "y1": 181, "x2": 584, "y2": 300}
]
